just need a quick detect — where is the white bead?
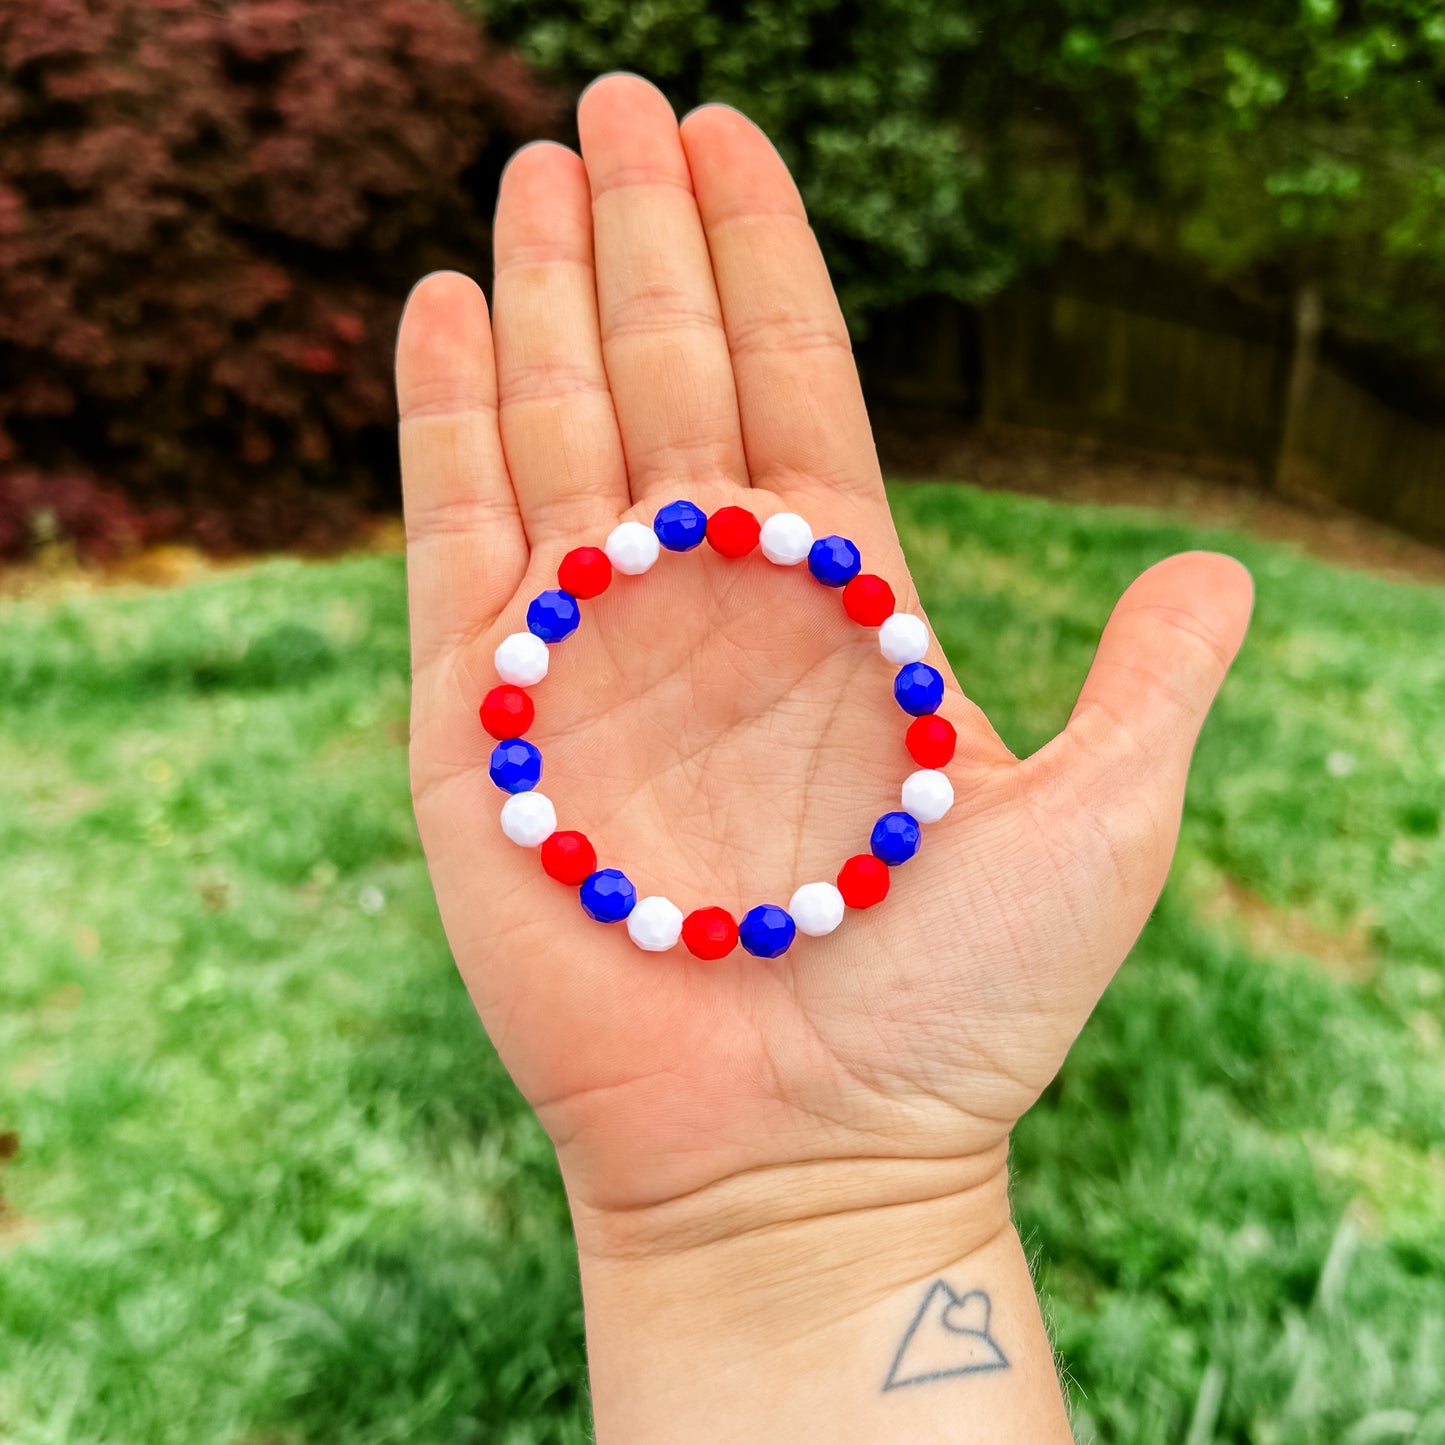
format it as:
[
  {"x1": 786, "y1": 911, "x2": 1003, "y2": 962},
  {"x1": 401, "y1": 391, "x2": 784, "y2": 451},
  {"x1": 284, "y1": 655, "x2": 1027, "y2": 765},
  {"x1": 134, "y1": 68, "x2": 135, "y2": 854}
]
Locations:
[
  {"x1": 626, "y1": 895, "x2": 683, "y2": 952},
  {"x1": 494, "y1": 631, "x2": 549, "y2": 686},
  {"x1": 605, "y1": 521, "x2": 660, "y2": 576},
  {"x1": 789, "y1": 881, "x2": 845, "y2": 937},
  {"x1": 759, "y1": 512, "x2": 813, "y2": 566},
  {"x1": 500, "y1": 790, "x2": 556, "y2": 847},
  {"x1": 879, "y1": 612, "x2": 929, "y2": 665},
  {"x1": 901, "y1": 769, "x2": 954, "y2": 824}
]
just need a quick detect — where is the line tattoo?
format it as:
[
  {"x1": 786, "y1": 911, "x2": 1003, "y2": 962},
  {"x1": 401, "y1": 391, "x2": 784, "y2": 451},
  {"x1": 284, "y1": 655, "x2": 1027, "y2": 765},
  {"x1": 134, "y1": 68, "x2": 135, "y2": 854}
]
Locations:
[{"x1": 883, "y1": 1279, "x2": 1010, "y2": 1392}]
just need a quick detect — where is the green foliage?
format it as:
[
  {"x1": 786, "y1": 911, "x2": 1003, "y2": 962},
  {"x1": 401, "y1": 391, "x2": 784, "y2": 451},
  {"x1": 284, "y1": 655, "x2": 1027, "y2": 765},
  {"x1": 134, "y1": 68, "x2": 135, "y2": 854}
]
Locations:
[
  {"x1": 2, "y1": 487, "x2": 1444, "y2": 1442},
  {"x1": 486, "y1": 0, "x2": 1445, "y2": 360},
  {"x1": 481, "y1": 0, "x2": 1027, "y2": 322}
]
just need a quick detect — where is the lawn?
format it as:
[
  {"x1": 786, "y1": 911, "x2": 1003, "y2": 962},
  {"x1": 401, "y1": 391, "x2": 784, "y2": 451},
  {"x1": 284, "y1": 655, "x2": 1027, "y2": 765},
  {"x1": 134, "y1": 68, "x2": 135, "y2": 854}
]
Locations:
[{"x1": 1, "y1": 482, "x2": 1442, "y2": 1445}]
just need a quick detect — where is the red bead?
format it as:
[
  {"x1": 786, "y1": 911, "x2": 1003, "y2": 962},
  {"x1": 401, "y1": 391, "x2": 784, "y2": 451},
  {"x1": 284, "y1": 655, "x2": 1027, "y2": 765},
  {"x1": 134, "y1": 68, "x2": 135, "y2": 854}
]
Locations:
[
  {"x1": 905, "y1": 715, "x2": 957, "y2": 769},
  {"x1": 681, "y1": 906, "x2": 739, "y2": 960},
  {"x1": 706, "y1": 506, "x2": 761, "y2": 559},
  {"x1": 558, "y1": 546, "x2": 613, "y2": 599},
  {"x1": 836, "y1": 854, "x2": 890, "y2": 909},
  {"x1": 540, "y1": 831, "x2": 597, "y2": 886},
  {"x1": 480, "y1": 684, "x2": 534, "y2": 739},
  {"x1": 842, "y1": 573, "x2": 895, "y2": 626}
]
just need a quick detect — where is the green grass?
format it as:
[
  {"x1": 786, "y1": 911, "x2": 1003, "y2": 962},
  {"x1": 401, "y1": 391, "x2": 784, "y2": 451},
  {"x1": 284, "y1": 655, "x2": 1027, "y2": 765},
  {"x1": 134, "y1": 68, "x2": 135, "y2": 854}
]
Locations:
[{"x1": 1, "y1": 482, "x2": 1442, "y2": 1444}]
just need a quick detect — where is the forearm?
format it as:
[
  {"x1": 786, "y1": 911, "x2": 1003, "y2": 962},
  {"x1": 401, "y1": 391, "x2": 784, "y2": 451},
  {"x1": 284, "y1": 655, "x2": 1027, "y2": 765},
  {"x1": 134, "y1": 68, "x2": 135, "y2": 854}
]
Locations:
[{"x1": 572, "y1": 1172, "x2": 1073, "y2": 1444}]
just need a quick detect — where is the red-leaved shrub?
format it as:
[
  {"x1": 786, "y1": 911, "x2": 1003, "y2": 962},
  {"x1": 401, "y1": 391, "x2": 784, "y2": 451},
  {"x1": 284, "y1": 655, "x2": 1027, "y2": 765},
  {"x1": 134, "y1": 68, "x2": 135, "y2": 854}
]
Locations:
[
  {"x1": 0, "y1": 471, "x2": 144, "y2": 562},
  {"x1": 0, "y1": 0, "x2": 555, "y2": 555}
]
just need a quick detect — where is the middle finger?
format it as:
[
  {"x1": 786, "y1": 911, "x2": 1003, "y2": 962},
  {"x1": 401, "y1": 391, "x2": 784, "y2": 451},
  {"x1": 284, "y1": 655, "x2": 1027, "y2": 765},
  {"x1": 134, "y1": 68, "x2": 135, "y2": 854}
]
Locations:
[{"x1": 577, "y1": 75, "x2": 749, "y2": 507}]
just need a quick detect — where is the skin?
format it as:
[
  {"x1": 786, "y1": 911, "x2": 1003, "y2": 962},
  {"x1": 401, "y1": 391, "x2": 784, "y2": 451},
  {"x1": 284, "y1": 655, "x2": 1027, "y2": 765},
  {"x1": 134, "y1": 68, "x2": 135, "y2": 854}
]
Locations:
[{"x1": 395, "y1": 73, "x2": 1253, "y2": 1442}]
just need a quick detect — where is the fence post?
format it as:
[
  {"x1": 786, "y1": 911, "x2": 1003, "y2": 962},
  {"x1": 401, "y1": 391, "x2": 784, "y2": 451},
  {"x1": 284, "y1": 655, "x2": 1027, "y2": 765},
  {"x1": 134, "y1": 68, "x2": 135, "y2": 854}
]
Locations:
[{"x1": 1273, "y1": 283, "x2": 1323, "y2": 496}]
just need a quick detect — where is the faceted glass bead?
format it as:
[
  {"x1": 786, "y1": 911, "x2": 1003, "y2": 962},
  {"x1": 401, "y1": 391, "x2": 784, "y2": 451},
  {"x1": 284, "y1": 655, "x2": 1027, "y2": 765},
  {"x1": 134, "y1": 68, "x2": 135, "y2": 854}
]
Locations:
[
  {"x1": 837, "y1": 854, "x2": 890, "y2": 908},
  {"x1": 579, "y1": 868, "x2": 637, "y2": 923},
  {"x1": 540, "y1": 830, "x2": 596, "y2": 885},
  {"x1": 558, "y1": 546, "x2": 613, "y2": 599},
  {"x1": 878, "y1": 612, "x2": 929, "y2": 665},
  {"x1": 901, "y1": 769, "x2": 954, "y2": 824},
  {"x1": 870, "y1": 811, "x2": 921, "y2": 866},
  {"x1": 759, "y1": 512, "x2": 813, "y2": 565},
  {"x1": 479, "y1": 684, "x2": 534, "y2": 740},
  {"x1": 706, "y1": 505, "x2": 761, "y2": 558},
  {"x1": 807, "y1": 534, "x2": 862, "y2": 587},
  {"x1": 526, "y1": 589, "x2": 581, "y2": 643},
  {"x1": 494, "y1": 631, "x2": 549, "y2": 686},
  {"x1": 842, "y1": 573, "x2": 895, "y2": 626},
  {"x1": 789, "y1": 881, "x2": 846, "y2": 937},
  {"x1": 500, "y1": 791, "x2": 556, "y2": 847},
  {"x1": 738, "y1": 904, "x2": 797, "y2": 958},
  {"x1": 894, "y1": 662, "x2": 944, "y2": 716},
  {"x1": 605, "y1": 521, "x2": 661, "y2": 575},
  {"x1": 627, "y1": 895, "x2": 685, "y2": 952},
  {"x1": 682, "y1": 907, "x2": 738, "y2": 960},
  {"x1": 905, "y1": 714, "x2": 957, "y2": 768},
  {"x1": 653, "y1": 499, "x2": 708, "y2": 551},
  {"x1": 489, "y1": 738, "x2": 542, "y2": 793}
]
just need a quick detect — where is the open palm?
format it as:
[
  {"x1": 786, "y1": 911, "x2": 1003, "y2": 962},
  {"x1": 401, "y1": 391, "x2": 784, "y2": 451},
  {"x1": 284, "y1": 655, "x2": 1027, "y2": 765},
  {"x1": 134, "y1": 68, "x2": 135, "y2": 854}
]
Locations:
[{"x1": 397, "y1": 76, "x2": 1252, "y2": 1253}]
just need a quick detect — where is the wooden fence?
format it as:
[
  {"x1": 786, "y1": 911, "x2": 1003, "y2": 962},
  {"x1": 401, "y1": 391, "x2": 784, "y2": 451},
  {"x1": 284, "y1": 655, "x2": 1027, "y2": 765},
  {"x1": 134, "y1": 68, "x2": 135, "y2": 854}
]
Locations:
[
  {"x1": 859, "y1": 255, "x2": 1445, "y2": 546},
  {"x1": 1279, "y1": 335, "x2": 1445, "y2": 540}
]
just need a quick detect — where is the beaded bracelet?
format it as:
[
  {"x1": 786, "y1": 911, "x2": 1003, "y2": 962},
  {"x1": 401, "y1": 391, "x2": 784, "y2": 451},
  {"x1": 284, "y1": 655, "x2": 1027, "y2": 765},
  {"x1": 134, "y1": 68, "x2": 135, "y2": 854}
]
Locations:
[{"x1": 478, "y1": 500, "x2": 957, "y2": 960}]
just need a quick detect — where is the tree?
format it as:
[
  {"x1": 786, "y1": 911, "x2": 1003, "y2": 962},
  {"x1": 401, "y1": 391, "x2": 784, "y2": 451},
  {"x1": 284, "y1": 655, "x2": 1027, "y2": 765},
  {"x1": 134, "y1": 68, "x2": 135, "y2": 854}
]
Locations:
[
  {"x1": 0, "y1": 0, "x2": 554, "y2": 553},
  {"x1": 485, "y1": 0, "x2": 1445, "y2": 372}
]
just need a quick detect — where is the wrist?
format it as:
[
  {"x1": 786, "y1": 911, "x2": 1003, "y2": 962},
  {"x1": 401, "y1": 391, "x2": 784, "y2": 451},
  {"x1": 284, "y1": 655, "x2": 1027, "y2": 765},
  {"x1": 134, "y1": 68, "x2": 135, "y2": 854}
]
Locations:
[
  {"x1": 565, "y1": 1140, "x2": 1011, "y2": 1267},
  {"x1": 566, "y1": 1149, "x2": 1073, "y2": 1445}
]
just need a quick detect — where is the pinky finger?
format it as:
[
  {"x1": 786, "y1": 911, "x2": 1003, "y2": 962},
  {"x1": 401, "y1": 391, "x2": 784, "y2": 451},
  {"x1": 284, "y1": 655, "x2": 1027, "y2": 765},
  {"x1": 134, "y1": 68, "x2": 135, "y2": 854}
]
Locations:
[{"x1": 396, "y1": 271, "x2": 527, "y2": 676}]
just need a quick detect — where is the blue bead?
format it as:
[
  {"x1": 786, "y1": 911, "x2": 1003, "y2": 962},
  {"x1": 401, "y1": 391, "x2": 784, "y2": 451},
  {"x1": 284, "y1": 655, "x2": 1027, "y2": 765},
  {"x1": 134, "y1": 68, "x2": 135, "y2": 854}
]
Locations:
[
  {"x1": 894, "y1": 662, "x2": 944, "y2": 716},
  {"x1": 738, "y1": 904, "x2": 797, "y2": 958},
  {"x1": 871, "y1": 811, "x2": 921, "y2": 866},
  {"x1": 489, "y1": 738, "x2": 542, "y2": 793},
  {"x1": 579, "y1": 868, "x2": 637, "y2": 923},
  {"x1": 807, "y1": 535, "x2": 862, "y2": 587},
  {"x1": 653, "y1": 499, "x2": 708, "y2": 551},
  {"x1": 527, "y1": 589, "x2": 581, "y2": 643}
]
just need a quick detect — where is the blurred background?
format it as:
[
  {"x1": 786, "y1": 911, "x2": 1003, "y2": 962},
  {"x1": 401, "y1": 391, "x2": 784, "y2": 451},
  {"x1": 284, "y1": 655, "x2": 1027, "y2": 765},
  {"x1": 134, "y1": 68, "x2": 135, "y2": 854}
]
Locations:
[{"x1": 0, "y1": 3, "x2": 1442, "y2": 1443}]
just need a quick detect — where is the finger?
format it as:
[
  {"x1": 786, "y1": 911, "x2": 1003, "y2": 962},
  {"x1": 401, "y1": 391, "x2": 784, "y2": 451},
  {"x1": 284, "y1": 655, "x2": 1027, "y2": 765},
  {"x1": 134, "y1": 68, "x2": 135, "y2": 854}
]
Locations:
[
  {"x1": 396, "y1": 271, "x2": 526, "y2": 673},
  {"x1": 493, "y1": 141, "x2": 630, "y2": 546},
  {"x1": 1063, "y1": 551, "x2": 1254, "y2": 790},
  {"x1": 680, "y1": 103, "x2": 883, "y2": 505},
  {"x1": 577, "y1": 74, "x2": 748, "y2": 504}
]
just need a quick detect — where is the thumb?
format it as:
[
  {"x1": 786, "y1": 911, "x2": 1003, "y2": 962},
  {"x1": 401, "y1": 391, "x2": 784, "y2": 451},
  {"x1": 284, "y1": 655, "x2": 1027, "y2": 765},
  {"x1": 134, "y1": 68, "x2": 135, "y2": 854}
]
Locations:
[
  {"x1": 1063, "y1": 549, "x2": 1254, "y2": 809},
  {"x1": 1010, "y1": 551, "x2": 1253, "y2": 1014}
]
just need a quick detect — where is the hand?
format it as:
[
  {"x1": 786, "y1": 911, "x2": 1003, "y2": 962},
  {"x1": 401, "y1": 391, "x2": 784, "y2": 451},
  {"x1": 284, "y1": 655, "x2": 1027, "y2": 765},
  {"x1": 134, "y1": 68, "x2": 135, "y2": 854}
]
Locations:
[{"x1": 396, "y1": 74, "x2": 1252, "y2": 1443}]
